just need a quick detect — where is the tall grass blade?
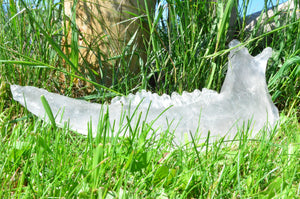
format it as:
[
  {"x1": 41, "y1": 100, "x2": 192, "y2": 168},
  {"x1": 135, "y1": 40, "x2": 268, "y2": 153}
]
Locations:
[
  {"x1": 40, "y1": 95, "x2": 57, "y2": 130},
  {"x1": 215, "y1": 0, "x2": 234, "y2": 51}
]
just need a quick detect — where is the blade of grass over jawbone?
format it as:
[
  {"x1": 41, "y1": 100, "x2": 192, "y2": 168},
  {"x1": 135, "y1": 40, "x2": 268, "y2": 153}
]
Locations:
[{"x1": 40, "y1": 95, "x2": 57, "y2": 131}]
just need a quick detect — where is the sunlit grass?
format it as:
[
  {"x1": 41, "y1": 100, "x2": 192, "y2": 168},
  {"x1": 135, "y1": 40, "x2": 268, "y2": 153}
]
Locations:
[{"x1": 1, "y1": 105, "x2": 299, "y2": 197}]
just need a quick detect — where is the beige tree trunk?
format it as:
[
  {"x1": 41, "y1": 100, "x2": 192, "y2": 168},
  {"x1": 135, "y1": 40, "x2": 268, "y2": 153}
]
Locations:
[{"x1": 63, "y1": 0, "x2": 156, "y2": 88}]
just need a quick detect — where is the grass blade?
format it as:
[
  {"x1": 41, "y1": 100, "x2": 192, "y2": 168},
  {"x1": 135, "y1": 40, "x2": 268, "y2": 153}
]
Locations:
[{"x1": 40, "y1": 95, "x2": 57, "y2": 130}]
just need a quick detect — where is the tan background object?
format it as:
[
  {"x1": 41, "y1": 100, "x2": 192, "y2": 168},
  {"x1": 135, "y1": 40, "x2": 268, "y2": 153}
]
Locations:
[{"x1": 63, "y1": 0, "x2": 156, "y2": 87}]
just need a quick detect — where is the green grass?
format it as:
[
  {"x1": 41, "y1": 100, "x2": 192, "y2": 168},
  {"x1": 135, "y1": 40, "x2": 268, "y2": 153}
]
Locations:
[{"x1": 1, "y1": 0, "x2": 299, "y2": 197}]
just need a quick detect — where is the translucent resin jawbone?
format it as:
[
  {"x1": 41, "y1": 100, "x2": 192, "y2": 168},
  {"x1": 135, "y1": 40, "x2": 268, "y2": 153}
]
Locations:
[{"x1": 10, "y1": 40, "x2": 279, "y2": 143}]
